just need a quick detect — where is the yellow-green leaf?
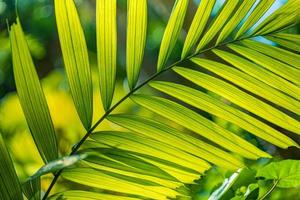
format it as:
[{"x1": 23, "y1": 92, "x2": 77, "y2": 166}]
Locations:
[
  {"x1": 267, "y1": 33, "x2": 300, "y2": 52},
  {"x1": 62, "y1": 167, "x2": 180, "y2": 200},
  {"x1": 213, "y1": 49, "x2": 300, "y2": 101},
  {"x1": 157, "y1": 0, "x2": 188, "y2": 71},
  {"x1": 196, "y1": 0, "x2": 239, "y2": 52},
  {"x1": 191, "y1": 58, "x2": 300, "y2": 115},
  {"x1": 252, "y1": 1, "x2": 300, "y2": 36},
  {"x1": 234, "y1": 0, "x2": 275, "y2": 39},
  {"x1": 228, "y1": 43, "x2": 300, "y2": 85},
  {"x1": 241, "y1": 39, "x2": 300, "y2": 70},
  {"x1": 10, "y1": 19, "x2": 58, "y2": 163},
  {"x1": 216, "y1": 0, "x2": 256, "y2": 44},
  {"x1": 108, "y1": 114, "x2": 245, "y2": 169},
  {"x1": 90, "y1": 131, "x2": 210, "y2": 174},
  {"x1": 54, "y1": 0, "x2": 93, "y2": 130},
  {"x1": 126, "y1": 0, "x2": 147, "y2": 90},
  {"x1": 50, "y1": 190, "x2": 140, "y2": 200},
  {"x1": 181, "y1": 0, "x2": 216, "y2": 58},
  {"x1": 131, "y1": 94, "x2": 270, "y2": 159},
  {"x1": 149, "y1": 81, "x2": 298, "y2": 149},
  {"x1": 0, "y1": 133, "x2": 23, "y2": 200},
  {"x1": 97, "y1": 0, "x2": 117, "y2": 110},
  {"x1": 174, "y1": 67, "x2": 300, "y2": 134}
]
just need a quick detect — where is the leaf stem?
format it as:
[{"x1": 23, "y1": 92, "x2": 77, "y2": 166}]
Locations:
[
  {"x1": 42, "y1": 31, "x2": 277, "y2": 199},
  {"x1": 259, "y1": 179, "x2": 279, "y2": 200}
]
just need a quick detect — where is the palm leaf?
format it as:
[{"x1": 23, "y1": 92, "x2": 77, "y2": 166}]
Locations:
[
  {"x1": 10, "y1": 0, "x2": 300, "y2": 199},
  {"x1": 10, "y1": 18, "x2": 58, "y2": 163},
  {"x1": 126, "y1": 0, "x2": 147, "y2": 90},
  {"x1": 96, "y1": 0, "x2": 117, "y2": 111},
  {"x1": 234, "y1": 0, "x2": 275, "y2": 39},
  {"x1": 181, "y1": 0, "x2": 216, "y2": 58},
  {"x1": 157, "y1": 0, "x2": 188, "y2": 71},
  {"x1": 54, "y1": 0, "x2": 93, "y2": 130},
  {"x1": 196, "y1": 0, "x2": 239, "y2": 51},
  {"x1": 266, "y1": 33, "x2": 300, "y2": 52},
  {"x1": 0, "y1": 133, "x2": 23, "y2": 200}
]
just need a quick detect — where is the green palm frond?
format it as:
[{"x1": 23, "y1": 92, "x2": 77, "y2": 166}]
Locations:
[
  {"x1": 6, "y1": 0, "x2": 300, "y2": 199},
  {"x1": 54, "y1": 0, "x2": 93, "y2": 130}
]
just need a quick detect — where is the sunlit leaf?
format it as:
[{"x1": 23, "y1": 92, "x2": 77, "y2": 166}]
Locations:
[
  {"x1": 108, "y1": 114, "x2": 244, "y2": 169},
  {"x1": 213, "y1": 49, "x2": 300, "y2": 102},
  {"x1": 97, "y1": 0, "x2": 117, "y2": 110},
  {"x1": 89, "y1": 131, "x2": 210, "y2": 174},
  {"x1": 216, "y1": 0, "x2": 256, "y2": 44},
  {"x1": 54, "y1": 0, "x2": 93, "y2": 130},
  {"x1": 150, "y1": 81, "x2": 298, "y2": 149},
  {"x1": 0, "y1": 133, "x2": 23, "y2": 200},
  {"x1": 196, "y1": 0, "x2": 239, "y2": 51},
  {"x1": 181, "y1": 0, "x2": 216, "y2": 58},
  {"x1": 50, "y1": 190, "x2": 140, "y2": 200},
  {"x1": 234, "y1": 0, "x2": 275, "y2": 39},
  {"x1": 126, "y1": 0, "x2": 147, "y2": 90},
  {"x1": 267, "y1": 33, "x2": 300, "y2": 52},
  {"x1": 252, "y1": 1, "x2": 300, "y2": 36},
  {"x1": 174, "y1": 67, "x2": 300, "y2": 134},
  {"x1": 191, "y1": 58, "x2": 300, "y2": 115},
  {"x1": 62, "y1": 167, "x2": 181, "y2": 200},
  {"x1": 228, "y1": 43, "x2": 300, "y2": 85},
  {"x1": 10, "y1": 18, "x2": 58, "y2": 163},
  {"x1": 157, "y1": 0, "x2": 188, "y2": 71},
  {"x1": 131, "y1": 94, "x2": 270, "y2": 160},
  {"x1": 241, "y1": 39, "x2": 300, "y2": 70}
]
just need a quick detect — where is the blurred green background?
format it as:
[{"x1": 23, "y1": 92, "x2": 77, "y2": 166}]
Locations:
[{"x1": 0, "y1": 0, "x2": 300, "y2": 199}]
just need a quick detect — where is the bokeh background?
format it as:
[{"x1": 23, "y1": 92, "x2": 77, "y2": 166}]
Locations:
[{"x1": 0, "y1": 0, "x2": 300, "y2": 199}]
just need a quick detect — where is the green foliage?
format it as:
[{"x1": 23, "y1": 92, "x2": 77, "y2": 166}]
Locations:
[
  {"x1": 3, "y1": 0, "x2": 300, "y2": 199},
  {"x1": 257, "y1": 160, "x2": 300, "y2": 188}
]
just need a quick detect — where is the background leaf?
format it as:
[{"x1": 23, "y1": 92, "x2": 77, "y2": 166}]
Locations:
[{"x1": 256, "y1": 160, "x2": 300, "y2": 188}]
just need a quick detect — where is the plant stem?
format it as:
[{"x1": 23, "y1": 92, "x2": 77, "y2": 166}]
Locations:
[
  {"x1": 42, "y1": 31, "x2": 275, "y2": 199},
  {"x1": 259, "y1": 179, "x2": 279, "y2": 200}
]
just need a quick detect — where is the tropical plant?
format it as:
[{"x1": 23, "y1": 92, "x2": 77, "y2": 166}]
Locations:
[{"x1": 1, "y1": 0, "x2": 300, "y2": 199}]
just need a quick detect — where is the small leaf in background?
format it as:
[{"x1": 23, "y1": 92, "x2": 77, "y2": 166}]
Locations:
[
  {"x1": 10, "y1": 18, "x2": 58, "y2": 163},
  {"x1": 0, "y1": 133, "x2": 23, "y2": 200},
  {"x1": 157, "y1": 0, "x2": 188, "y2": 71},
  {"x1": 54, "y1": 0, "x2": 93, "y2": 130},
  {"x1": 96, "y1": 0, "x2": 117, "y2": 111},
  {"x1": 256, "y1": 160, "x2": 300, "y2": 188},
  {"x1": 126, "y1": 0, "x2": 147, "y2": 90}
]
